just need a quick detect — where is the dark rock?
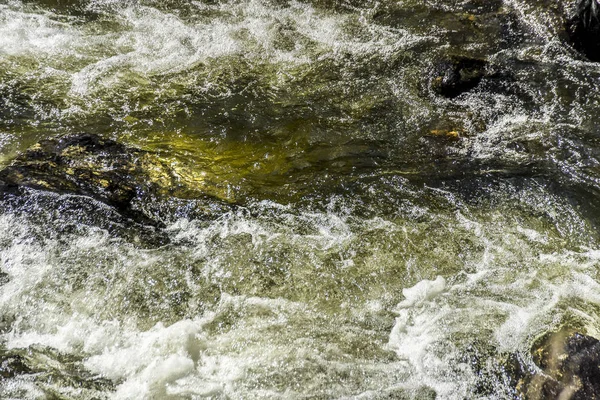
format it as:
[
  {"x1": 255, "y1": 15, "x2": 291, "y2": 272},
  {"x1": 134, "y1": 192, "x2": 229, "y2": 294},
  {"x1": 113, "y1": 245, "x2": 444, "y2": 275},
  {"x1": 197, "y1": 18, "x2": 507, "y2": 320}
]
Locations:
[
  {"x1": 0, "y1": 190, "x2": 171, "y2": 247},
  {"x1": 26, "y1": 0, "x2": 100, "y2": 20},
  {"x1": 0, "y1": 345, "x2": 114, "y2": 391},
  {"x1": 0, "y1": 134, "x2": 232, "y2": 246},
  {"x1": 0, "y1": 271, "x2": 8, "y2": 286},
  {"x1": 0, "y1": 134, "x2": 161, "y2": 225},
  {"x1": 431, "y1": 57, "x2": 488, "y2": 98},
  {"x1": 566, "y1": 0, "x2": 600, "y2": 61},
  {"x1": 519, "y1": 328, "x2": 600, "y2": 399}
]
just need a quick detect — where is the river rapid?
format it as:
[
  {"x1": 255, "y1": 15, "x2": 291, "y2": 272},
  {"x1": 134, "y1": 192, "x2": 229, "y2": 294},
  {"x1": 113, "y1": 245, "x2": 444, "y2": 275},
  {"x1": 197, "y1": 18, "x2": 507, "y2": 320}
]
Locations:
[{"x1": 1, "y1": 0, "x2": 600, "y2": 398}]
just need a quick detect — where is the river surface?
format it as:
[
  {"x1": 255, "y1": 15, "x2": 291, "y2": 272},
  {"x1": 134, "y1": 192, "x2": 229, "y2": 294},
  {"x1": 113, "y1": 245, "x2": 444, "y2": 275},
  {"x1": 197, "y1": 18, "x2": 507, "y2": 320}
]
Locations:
[{"x1": 1, "y1": 0, "x2": 600, "y2": 399}]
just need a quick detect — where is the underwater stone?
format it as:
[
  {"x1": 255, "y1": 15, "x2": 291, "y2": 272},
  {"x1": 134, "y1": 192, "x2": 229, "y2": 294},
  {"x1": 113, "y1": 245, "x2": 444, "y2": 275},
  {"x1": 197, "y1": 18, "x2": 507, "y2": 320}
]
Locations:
[
  {"x1": 431, "y1": 57, "x2": 488, "y2": 98},
  {"x1": 566, "y1": 0, "x2": 600, "y2": 61},
  {"x1": 0, "y1": 271, "x2": 8, "y2": 286},
  {"x1": 0, "y1": 346, "x2": 115, "y2": 391}
]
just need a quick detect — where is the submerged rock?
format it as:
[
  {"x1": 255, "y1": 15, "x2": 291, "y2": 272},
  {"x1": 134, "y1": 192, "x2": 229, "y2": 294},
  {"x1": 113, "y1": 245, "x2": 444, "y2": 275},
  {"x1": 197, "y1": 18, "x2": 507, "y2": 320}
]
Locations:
[
  {"x1": 0, "y1": 271, "x2": 8, "y2": 286},
  {"x1": 28, "y1": 0, "x2": 100, "y2": 20},
  {"x1": 0, "y1": 352, "x2": 31, "y2": 379},
  {"x1": 0, "y1": 134, "x2": 163, "y2": 225},
  {"x1": 0, "y1": 134, "x2": 231, "y2": 244},
  {"x1": 566, "y1": 0, "x2": 600, "y2": 61},
  {"x1": 517, "y1": 328, "x2": 600, "y2": 399},
  {"x1": 431, "y1": 57, "x2": 488, "y2": 98}
]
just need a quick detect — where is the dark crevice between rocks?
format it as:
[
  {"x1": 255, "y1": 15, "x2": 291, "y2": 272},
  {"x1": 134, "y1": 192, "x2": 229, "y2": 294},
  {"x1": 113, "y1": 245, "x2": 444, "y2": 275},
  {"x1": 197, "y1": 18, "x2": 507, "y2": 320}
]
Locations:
[{"x1": 566, "y1": 0, "x2": 600, "y2": 61}]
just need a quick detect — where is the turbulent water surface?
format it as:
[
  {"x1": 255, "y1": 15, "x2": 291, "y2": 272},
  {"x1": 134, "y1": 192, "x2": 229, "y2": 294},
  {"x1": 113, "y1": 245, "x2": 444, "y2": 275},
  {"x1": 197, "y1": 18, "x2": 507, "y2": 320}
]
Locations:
[{"x1": 1, "y1": 0, "x2": 600, "y2": 398}]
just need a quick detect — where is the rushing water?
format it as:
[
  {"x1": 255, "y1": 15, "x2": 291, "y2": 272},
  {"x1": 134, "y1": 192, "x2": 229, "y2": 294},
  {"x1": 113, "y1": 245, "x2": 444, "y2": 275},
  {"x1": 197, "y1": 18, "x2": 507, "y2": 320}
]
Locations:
[{"x1": 1, "y1": 0, "x2": 600, "y2": 398}]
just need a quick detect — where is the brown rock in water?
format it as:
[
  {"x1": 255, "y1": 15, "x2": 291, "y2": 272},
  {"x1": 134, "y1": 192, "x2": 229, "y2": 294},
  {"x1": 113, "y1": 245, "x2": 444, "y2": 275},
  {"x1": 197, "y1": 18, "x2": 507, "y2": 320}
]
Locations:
[{"x1": 519, "y1": 328, "x2": 600, "y2": 399}]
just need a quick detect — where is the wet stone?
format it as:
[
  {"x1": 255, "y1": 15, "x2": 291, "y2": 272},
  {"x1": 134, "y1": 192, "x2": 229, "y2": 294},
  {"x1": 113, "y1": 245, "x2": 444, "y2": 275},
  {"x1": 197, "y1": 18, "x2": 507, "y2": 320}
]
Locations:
[
  {"x1": 0, "y1": 134, "x2": 231, "y2": 246},
  {"x1": 0, "y1": 346, "x2": 115, "y2": 392},
  {"x1": 517, "y1": 329, "x2": 600, "y2": 399},
  {"x1": 566, "y1": 0, "x2": 600, "y2": 61},
  {"x1": 0, "y1": 353, "x2": 32, "y2": 379},
  {"x1": 0, "y1": 134, "x2": 161, "y2": 224},
  {"x1": 431, "y1": 56, "x2": 488, "y2": 98}
]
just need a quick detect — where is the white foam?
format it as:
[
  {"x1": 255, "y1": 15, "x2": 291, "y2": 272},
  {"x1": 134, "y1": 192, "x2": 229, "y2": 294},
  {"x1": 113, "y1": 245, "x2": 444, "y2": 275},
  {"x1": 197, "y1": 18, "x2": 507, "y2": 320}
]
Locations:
[
  {"x1": 0, "y1": 208, "x2": 407, "y2": 397},
  {"x1": 395, "y1": 276, "x2": 446, "y2": 309},
  {"x1": 1, "y1": 0, "x2": 424, "y2": 99},
  {"x1": 0, "y1": 5, "x2": 80, "y2": 57},
  {"x1": 3, "y1": 193, "x2": 600, "y2": 398},
  {"x1": 388, "y1": 277, "x2": 466, "y2": 396},
  {"x1": 386, "y1": 214, "x2": 600, "y2": 398}
]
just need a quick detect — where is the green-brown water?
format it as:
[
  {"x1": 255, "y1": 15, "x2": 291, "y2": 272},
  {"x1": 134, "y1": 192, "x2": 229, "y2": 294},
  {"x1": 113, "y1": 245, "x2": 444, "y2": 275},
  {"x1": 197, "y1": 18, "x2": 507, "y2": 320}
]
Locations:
[{"x1": 1, "y1": 0, "x2": 600, "y2": 398}]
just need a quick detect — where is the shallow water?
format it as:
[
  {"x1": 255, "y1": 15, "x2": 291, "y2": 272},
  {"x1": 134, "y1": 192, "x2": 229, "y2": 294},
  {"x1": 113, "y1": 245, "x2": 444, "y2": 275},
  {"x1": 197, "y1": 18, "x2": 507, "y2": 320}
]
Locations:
[{"x1": 1, "y1": 0, "x2": 600, "y2": 398}]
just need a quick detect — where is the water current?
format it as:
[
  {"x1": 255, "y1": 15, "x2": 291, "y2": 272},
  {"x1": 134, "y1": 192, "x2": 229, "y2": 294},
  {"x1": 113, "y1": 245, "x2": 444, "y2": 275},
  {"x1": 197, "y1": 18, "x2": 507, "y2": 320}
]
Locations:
[{"x1": 1, "y1": 0, "x2": 600, "y2": 398}]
